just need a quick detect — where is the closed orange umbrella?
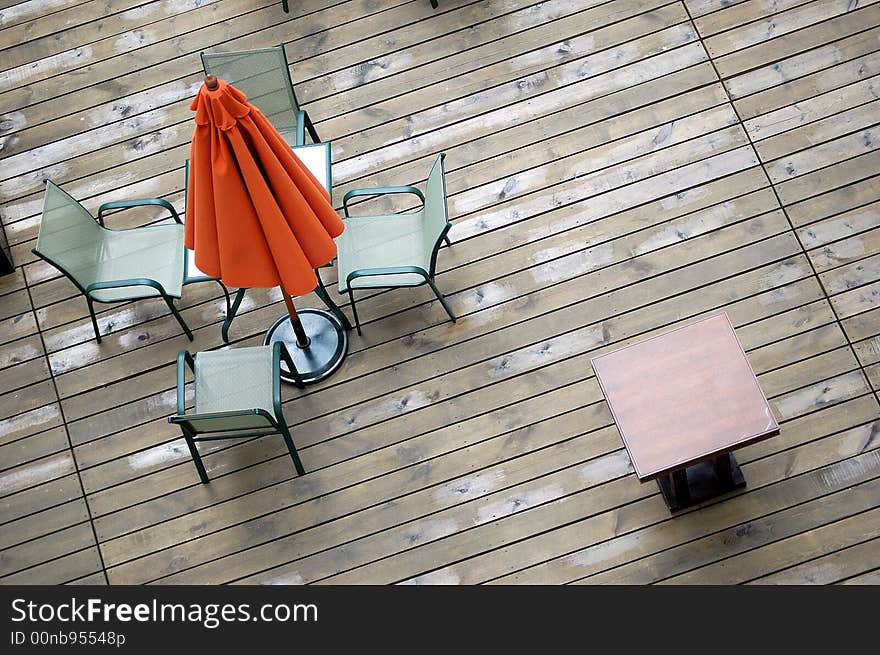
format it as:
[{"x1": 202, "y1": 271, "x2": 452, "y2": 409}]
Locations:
[{"x1": 187, "y1": 75, "x2": 348, "y2": 383}]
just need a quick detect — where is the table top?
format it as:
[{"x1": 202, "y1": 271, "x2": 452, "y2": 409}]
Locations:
[{"x1": 591, "y1": 313, "x2": 778, "y2": 481}]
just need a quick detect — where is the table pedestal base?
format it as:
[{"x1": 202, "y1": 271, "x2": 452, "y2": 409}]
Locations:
[
  {"x1": 264, "y1": 308, "x2": 348, "y2": 384},
  {"x1": 656, "y1": 453, "x2": 745, "y2": 512}
]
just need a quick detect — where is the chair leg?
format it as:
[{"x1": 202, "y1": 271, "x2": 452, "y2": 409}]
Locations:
[
  {"x1": 304, "y1": 111, "x2": 321, "y2": 143},
  {"x1": 278, "y1": 423, "x2": 306, "y2": 476},
  {"x1": 347, "y1": 288, "x2": 362, "y2": 335},
  {"x1": 215, "y1": 280, "x2": 232, "y2": 341},
  {"x1": 443, "y1": 235, "x2": 452, "y2": 247},
  {"x1": 431, "y1": 0, "x2": 438, "y2": 8},
  {"x1": 164, "y1": 296, "x2": 194, "y2": 341},
  {"x1": 222, "y1": 288, "x2": 247, "y2": 343},
  {"x1": 86, "y1": 296, "x2": 102, "y2": 343},
  {"x1": 182, "y1": 428, "x2": 210, "y2": 484},
  {"x1": 427, "y1": 279, "x2": 456, "y2": 323},
  {"x1": 282, "y1": 0, "x2": 289, "y2": 12},
  {"x1": 313, "y1": 268, "x2": 352, "y2": 330}
]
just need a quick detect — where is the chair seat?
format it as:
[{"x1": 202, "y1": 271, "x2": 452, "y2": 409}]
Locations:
[
  {"x1": 89, "y1": 224, "x2": 185, "y2": 302},
  {"x1": 194, "y1": 346, "x2": 275, "y2": 416},
  {"x1": 337, "y1": 211, "x2": 431, "y2": 291}
]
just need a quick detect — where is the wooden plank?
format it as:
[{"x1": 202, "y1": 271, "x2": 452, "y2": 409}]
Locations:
[
  {"x1": 0, "y1": 402, "x2": 63, "y2": 445},
  {"x1": 732, "y1": 49, "x2": 880, "y2": 121},
  {"x1": 0, "y1": 426, "x2": 67, "y2": 472},
  {"x1": 0, "y1": 311, "x2": 39, "y2": 349},
  {"x1": 753, "y1": 100, "x2": 880, "y2": 163},
  {"x1": 0, "y1": 520, "x2": 95, "y2": 578},
  {"x1": 713, "y1": 3, "x2": 880, "y2": 81},
  {"x1": 744, "y1": 75, "x2": 880, "y2": 142},
  {"x1": 0, "y1": 288, "x2": 31, "y2": 322},
  {"x1": 302, "y1": 0, "x2": 674, "y2": 116},
  {"x1": 838, "y1": 567, "x2": 880, "y2": 583},
  {"x1": 842, "y1": 306, "x2": 880, "y2": 341},
  {"x1": 0, "y1": 0, "x2": 82, "y2": 31},
  {"x1": 0, "y1": 498, "x2": 90, "y2": 550},
  {"x1": 765, "y1": 128, "x2": 880, "y2": 184},
  {"x1": 0, "y1": 334, "x2": 43, "y2": 372},
  {"x1": 747, "y1": 531, "x2": 880, "y2": 584},
  {"x1": 776, "y1": 150, "x2": 880, "y2": 206},
  {"x1": 314, "y1": 2, "x2": 688, "y2": 143},
  {"x1": 0, "y1": 380, "x2": 57, "y2": 422},
  {"x1": 819, "y1": 253, "x2": 880, "y2": 295},
  {"x1": 685, "y1": 0, "x2": 750, "y2": 19},
  {"x1": 0, "y1": 356, "x2": 50, "y2": 399},
  {"x1": 0, "y1": 1, "x2": 224, "y2": 69},
  {"x1": 0, "y1": 451, "x2": 76, "y2": 499},
  {"x1": 798, "y1": 200, "x2": 880, "y2": 249},
  {"x1": 0, "y1": 0, "x2": 294, "y2": 102},
  {"x1": 0, "y1": 472, "x2": 82, "y2": 524},
  {"x1": 333, "y1": 28, "x2": 703, "y2": 180},
  {"x1": 829, "y1": 279, "x2": 880, "y2": 319},
  {"x1": 692, "y1": 0, "x2": 816, "y2": 39},
  {"x1": 0, "y1": 546, "x2": 102, "y2": 584},
  {"x1": 0, "y1": 0, "x2": 389, "y2": 164},
  {"x1": 66, "y1": 571, "x2": 107, "y2": 585},
  {"x1": 593, "y1": 476, "x2": 880, "y2": 583},
  {"x1": 0, "y1": 267, "x2": 26, "y2": 296},
  {"x1": 469, "y1": 406, "x2": 880, "y2": 585},
  {"x1": 865, "y1": 362, "x2": 880, "y2": 390},
  {"x1": 853, "y1": 335, "x2": 880, "y2": 366}
]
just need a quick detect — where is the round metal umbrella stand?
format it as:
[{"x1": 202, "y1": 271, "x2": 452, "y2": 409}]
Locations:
[{"x1": 264, "y1": 290, "x2": 347, "y2": 384}]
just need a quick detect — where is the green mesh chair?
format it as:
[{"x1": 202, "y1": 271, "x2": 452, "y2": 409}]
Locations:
[
  {"x1": 200, "y1": 45, "x2": 319, "y2": 146},
  {"x1": 169, "y1": 343, "x2": 305, "y2": 484},
  {"x1": 337, "y1": 152, "x2": 455, "y2": 334},
  {"x1": 33, "y1": 181, "x2": 192, "y2": 342}
]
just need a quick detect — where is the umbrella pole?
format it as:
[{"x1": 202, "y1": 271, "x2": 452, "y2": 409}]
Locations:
[{"x1": 280, "y1": 284, "x2": 311, "y2": 348}]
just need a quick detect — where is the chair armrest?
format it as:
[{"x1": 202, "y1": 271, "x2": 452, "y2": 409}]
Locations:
[
  {"x1": 295, "y1": 110, "x2": 306, "y2": 145},
  {"x1": 273, "y1": 341, "x2": 304, "y2": 395},
  {"x1": 176, "y1": 350, "x2": 195, "y2": 415},
  {"x1": 342, "y1": 186, "x2": 425, "y2": 217},
  {"x1": 97, "y1": 198, "x2": 181, "y2": 227},
  {"x1": 345, "y1": 265, "x2": 429, "y2": 289},
  {"x1": 85, "y1": 277, "x2": 166, "y2": 297}
]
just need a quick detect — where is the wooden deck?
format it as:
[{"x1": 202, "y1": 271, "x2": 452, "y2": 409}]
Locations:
[{"x1": 1, "y1": 0, "x2": 879, "y2": 585}]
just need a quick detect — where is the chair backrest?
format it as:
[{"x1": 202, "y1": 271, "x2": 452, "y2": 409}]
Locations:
[
  {"x1": 34, "y1": 181, "x2": 104, "y2": 292},
  {"x1": 200, "y1": 46, "x2": 300, "y2": 129},
  {"x1": 422, "y1": 153, "x2": 450, "y2": 274}
]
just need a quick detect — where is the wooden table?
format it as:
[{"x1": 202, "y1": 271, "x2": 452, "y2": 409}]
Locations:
[{"x1": 591, "y1": 313, "x2": 779, "y2": 512}]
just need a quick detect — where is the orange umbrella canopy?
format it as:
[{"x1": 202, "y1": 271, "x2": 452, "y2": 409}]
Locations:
[{"x1": 186, "y1": 78, "x2": 344, "y2": 296}]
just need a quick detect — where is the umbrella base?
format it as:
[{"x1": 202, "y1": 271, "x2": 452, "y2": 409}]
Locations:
[{"x1": 264, "y1": 308, "x2": 348, "y2": 384}]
